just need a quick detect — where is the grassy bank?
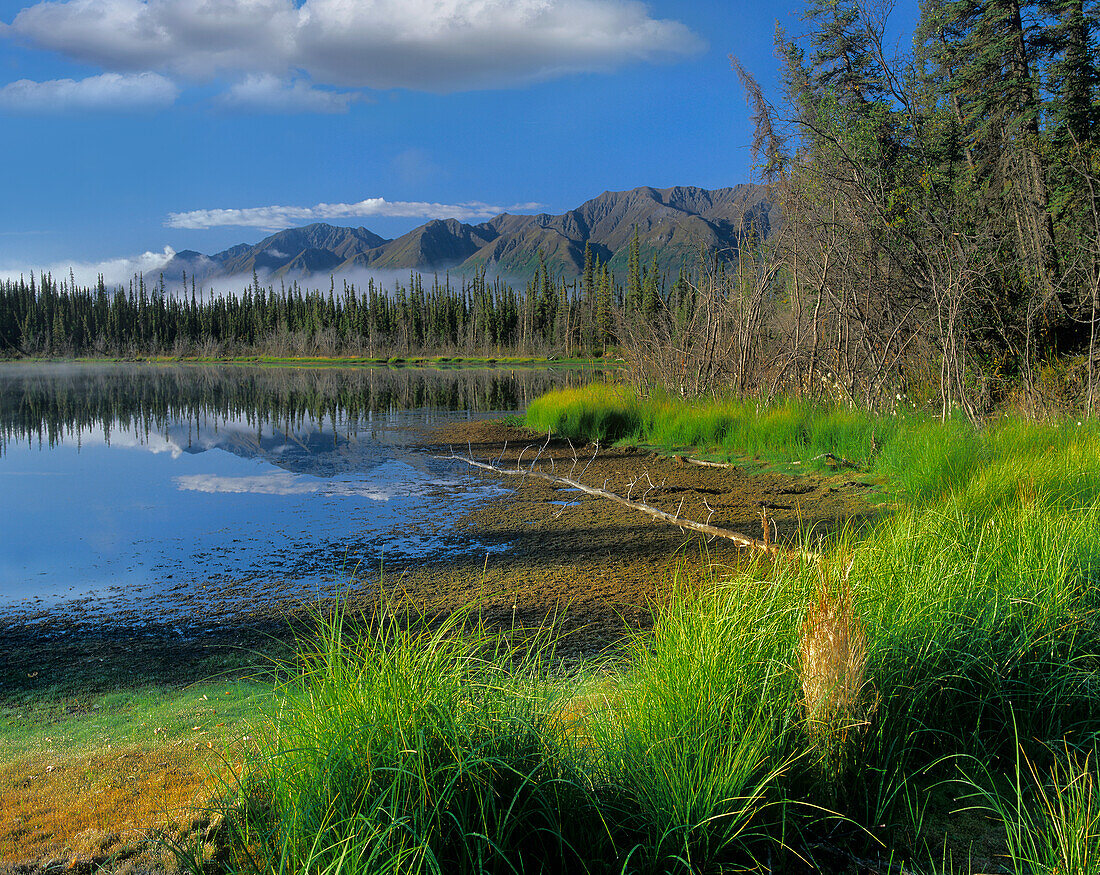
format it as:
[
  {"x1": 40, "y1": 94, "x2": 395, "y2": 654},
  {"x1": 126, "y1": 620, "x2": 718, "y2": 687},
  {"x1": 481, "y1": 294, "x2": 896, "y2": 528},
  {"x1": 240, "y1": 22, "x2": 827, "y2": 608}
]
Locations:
[
  {"x1": 525, "y1": 384, "x2": 892, "y2": 469},
  {"x1": 0, "y1": 627, "x2": 294, "y2": 870},
  {"x1": 527, "y1": 384, "x2": 1100, "y2": 503},
  {"x1": 204, "y1": 390, "x2": 1100, "y2": 873}
]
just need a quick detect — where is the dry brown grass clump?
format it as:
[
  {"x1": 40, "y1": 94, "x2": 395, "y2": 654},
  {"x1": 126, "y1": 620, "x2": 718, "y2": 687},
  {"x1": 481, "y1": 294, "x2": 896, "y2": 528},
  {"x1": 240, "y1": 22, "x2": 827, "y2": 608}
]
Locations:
[{"x1": 799, "y1": 563, "x2": 875, "y2": 789}]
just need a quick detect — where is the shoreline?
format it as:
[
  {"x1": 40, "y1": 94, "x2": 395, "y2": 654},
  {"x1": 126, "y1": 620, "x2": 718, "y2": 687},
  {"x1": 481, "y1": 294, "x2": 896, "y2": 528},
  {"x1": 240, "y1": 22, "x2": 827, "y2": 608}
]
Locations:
[
  {"x1": 0, "y1": 355, "x2": 621, "y2": 369},
  {"x1": 1, "y1": 418, "x2": 882, "y2": 684},
  {"x1": 387, "y1": 419, "x2": 882, "y2": 652}
]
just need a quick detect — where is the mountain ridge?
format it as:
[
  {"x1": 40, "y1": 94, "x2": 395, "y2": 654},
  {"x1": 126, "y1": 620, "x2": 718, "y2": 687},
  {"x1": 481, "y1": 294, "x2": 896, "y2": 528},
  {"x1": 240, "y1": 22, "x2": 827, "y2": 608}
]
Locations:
[{"x1": 162, "y1": 184, "x2": 775, "y2": 284}]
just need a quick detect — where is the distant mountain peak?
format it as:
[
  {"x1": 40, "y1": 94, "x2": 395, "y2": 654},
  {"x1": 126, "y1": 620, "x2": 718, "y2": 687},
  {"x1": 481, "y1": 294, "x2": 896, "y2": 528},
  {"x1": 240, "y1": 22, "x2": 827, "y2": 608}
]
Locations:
[{"x1": 159, "y1": 184, "x2": 774, "y2": 285}]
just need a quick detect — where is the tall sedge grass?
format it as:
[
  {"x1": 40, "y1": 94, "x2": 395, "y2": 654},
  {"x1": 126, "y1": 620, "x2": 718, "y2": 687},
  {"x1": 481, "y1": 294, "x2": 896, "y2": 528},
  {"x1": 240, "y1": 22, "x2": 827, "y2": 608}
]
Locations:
[
  {"x1": 231, "y1": 608, "x2": 601, "y2": 875},
  {"x1": 875, "y1": 415, "x2": 1100, "y2": 508},
  {"x1": 857, "y1": 498, "x2": 1100, "y2": 757},
  {"x1": 640, "y1": 396, "x2": 889, "y2": 469},
  {"x1": 525, "y1": 384, "x2": 643, "y2": 443},
  {"x1": 598, "y1": 489, "x2": 1100, "y2": 844},
  {"x1": 224, "y1": 596, "x2": 803, "y2": 875},
  {"x1": 525, "y1": 385, "x2": 893, "y2": 469},
  {"x1": 960, "y1": 739, "x2": 1100, "y2": 875},
  {"x1": 588, "y1": 573, "x2": 801, "y2": 871},
  {"x1": 634, "y1": 499, "x2": 1100, "y2": 830}
]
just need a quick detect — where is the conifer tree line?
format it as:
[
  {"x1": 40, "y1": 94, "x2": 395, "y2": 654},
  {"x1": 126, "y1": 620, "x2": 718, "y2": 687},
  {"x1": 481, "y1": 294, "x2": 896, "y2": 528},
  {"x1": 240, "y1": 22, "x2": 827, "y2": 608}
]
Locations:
[
  {"x1": 663, "y1": 0, "x2": 1100, "y2": 417},
  {"x1": 0, "y1": 232, "x2": 693, "y2": 361}
]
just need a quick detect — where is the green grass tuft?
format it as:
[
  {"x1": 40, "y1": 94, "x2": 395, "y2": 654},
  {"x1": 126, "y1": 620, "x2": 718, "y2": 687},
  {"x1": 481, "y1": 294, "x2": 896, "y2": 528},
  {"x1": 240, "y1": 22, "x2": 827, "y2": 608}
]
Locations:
[
  {"x1": 526, "y1": 384, "x2": 644, "y2": 443},
  {"x1": 230, "y1": 606, "x2": 600, "y2": 874}
]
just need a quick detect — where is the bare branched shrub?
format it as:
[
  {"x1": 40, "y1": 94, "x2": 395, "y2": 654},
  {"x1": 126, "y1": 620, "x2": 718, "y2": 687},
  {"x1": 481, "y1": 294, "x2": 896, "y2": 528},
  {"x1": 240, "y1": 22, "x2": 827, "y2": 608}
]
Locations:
[
  {"x1": 799, "y1": 563, "x2": 876, "y2": 791},
  {"x1": 617, "y1": 220, "x2": 784, "y2": 397}
]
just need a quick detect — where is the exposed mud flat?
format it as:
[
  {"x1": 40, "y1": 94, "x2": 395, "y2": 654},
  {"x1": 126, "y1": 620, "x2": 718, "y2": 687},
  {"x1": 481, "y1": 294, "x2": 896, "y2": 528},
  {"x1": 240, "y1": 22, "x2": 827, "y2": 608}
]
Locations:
[{"x1": 389, "y1": 419, "x2": 883, "y2": 657}]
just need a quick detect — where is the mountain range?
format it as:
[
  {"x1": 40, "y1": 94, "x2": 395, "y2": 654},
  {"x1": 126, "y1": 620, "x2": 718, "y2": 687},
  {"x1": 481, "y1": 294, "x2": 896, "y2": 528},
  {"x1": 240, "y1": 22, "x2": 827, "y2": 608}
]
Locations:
[{"x1": 162, "y1": 184, "x2": 775, "y2": 285}]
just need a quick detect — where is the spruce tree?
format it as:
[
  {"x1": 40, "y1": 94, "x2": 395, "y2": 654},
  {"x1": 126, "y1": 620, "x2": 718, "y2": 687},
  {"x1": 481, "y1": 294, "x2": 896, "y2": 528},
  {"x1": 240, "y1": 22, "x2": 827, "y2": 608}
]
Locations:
[
  {"x1": 626, "y1": 227, "x2": 642, "y2": 314},
  {"x1": 596, "y1": 263, "x2": 614, "y2": 351},
  {"x1": 642, "y1": 253, "x2": 661, "y2": 318}
]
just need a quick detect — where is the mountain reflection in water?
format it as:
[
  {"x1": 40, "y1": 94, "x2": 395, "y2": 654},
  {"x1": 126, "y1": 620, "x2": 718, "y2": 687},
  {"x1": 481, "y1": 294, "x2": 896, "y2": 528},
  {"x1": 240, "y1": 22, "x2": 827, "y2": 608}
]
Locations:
[{"x1": 0, "y1": 363, "x2": 601, "y2": 627}]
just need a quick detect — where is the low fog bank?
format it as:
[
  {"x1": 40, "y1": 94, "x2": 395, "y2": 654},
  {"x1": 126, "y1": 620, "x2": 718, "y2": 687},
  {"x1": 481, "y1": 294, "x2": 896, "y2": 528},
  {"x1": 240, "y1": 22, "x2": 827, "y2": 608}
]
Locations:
[
  {"x1": 0, "y1": 247, "x2": 179, "y2": 288},
  {"x1": 0, "y1": 253, "x2": 525, "y2": 297}
]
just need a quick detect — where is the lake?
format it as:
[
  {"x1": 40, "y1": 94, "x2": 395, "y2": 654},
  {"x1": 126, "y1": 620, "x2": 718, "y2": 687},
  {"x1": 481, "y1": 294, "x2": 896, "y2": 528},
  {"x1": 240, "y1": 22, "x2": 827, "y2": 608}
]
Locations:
[{"x1": 0, "y1": 362, "x2": 597, "y2": 629}]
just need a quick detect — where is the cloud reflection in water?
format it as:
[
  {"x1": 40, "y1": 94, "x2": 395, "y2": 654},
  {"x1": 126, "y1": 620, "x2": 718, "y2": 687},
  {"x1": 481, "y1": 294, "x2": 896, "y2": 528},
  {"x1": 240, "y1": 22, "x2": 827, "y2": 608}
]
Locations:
[{"x1": 173, "y1": 470, "x2": 469, "y2": 500}]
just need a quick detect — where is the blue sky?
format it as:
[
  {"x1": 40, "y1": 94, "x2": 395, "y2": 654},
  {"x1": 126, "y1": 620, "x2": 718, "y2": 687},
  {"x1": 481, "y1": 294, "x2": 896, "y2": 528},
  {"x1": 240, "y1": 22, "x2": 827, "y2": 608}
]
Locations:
[{"x1": 0, "y1": 0, "x2": 919, "y2": 283}]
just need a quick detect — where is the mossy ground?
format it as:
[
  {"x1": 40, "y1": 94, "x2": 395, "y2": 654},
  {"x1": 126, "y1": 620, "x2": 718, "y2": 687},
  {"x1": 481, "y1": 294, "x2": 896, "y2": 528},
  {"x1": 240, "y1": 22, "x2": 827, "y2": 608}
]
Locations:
[{"x1": 0, "y1": 628, "x2": 287, "y2": 872}]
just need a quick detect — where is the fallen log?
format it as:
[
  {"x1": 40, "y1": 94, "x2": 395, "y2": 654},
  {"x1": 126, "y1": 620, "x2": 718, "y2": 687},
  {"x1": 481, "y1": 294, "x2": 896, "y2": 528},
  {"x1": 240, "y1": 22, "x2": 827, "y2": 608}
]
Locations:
[
  {"x1": 681, "y1": 456, "x2": 736, "y2": 469},
  {"x1": 443, "y1": 452, "x2": 792, "y2": 556},
  {"x1": 686, "y1": 452, "x2": 858, "y2": 470}
]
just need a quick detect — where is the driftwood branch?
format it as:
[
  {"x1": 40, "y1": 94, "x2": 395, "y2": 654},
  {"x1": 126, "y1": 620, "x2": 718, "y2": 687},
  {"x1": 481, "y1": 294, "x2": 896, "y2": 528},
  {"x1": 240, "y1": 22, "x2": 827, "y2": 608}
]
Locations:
[
  {"x1": 444, "y1": 452, "x2": 790, "y2": 556},
  {"x1": 679, "y1": 453, "x2": 860, "y2": 471},
  {"x1": 676, "y1": 455, "x2": 737, "y2": 469}
]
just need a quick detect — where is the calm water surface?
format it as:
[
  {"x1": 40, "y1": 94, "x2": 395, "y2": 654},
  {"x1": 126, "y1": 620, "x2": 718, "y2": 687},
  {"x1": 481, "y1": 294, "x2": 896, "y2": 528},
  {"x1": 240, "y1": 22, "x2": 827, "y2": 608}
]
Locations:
[{"x1": 0, "y1": 363, "x2": 594, "y2": 625}]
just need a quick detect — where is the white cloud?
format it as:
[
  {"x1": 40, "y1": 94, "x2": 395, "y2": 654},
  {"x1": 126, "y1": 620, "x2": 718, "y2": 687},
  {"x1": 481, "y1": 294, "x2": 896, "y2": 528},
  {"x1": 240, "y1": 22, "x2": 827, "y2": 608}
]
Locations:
[
  {"x1": 98, "y1": 428, "x2": 184, "y2": 457},
  {"x1": 165, "y1": 197, "x2": 544, "y2": 231},
  {"x1": 2, "y1": 0, "x2": 298, "y2": 77},
  {"x1": 217, "y1": 73, "x2": 359, "y2": 113},
  {"x1": 3, "y1": 0, "x2": 703, "y2": 93},
  {"x1": 0, "y1": 245, "x2": 177, "y2": 287},
  {"x1": 0, "y1": 71, "x2": 178, "y2": 112}
]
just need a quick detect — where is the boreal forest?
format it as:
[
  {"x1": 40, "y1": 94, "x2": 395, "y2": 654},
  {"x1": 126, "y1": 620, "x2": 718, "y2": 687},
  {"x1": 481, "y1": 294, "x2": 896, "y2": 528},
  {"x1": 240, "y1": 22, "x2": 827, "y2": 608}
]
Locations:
[
  {"x1": 722, "y1": 0, "x2": 1100, "y2": 420},
  {"x1": 0, "y1": 238, "x2": 670, "y2": 364},
  {"x1": 3, "y1": 0, "x2": 1100, "y2": 421}
]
